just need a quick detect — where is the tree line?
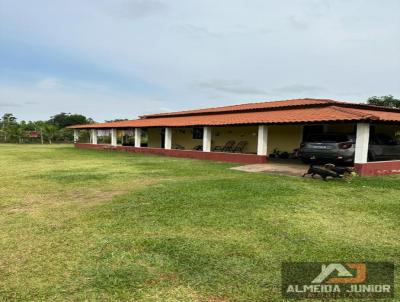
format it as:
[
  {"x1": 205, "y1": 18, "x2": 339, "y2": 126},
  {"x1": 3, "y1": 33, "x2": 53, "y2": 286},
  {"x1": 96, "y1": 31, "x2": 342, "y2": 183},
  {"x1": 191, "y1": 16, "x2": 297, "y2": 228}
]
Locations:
[
  {"x1": 367, "y1": 95, "x2": 400, "y2": 108},
  {"x1": 0, "y1": 113, "x2": 94, "y2": 144}
]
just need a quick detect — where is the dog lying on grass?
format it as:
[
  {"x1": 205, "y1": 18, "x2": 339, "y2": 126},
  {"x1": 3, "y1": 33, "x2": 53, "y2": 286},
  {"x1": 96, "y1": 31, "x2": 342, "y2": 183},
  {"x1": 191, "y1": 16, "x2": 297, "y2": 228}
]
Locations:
[{"x1": 303, "y1": 164, "x2": 355, "y2": 181}]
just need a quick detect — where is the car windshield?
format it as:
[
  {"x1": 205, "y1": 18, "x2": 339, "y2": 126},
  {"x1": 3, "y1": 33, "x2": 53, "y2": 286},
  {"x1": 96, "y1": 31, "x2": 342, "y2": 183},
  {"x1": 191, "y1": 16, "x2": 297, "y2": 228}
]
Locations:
[{"x1": 306, "y1": 134, "x2": 350, "y2": 143}]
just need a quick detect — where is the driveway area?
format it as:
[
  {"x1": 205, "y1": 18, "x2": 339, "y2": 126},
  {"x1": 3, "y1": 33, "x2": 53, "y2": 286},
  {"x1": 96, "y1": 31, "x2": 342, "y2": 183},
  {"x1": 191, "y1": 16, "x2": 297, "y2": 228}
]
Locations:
[{"x1": 231, "y1": 159, "x2": 309, "y2": 176}]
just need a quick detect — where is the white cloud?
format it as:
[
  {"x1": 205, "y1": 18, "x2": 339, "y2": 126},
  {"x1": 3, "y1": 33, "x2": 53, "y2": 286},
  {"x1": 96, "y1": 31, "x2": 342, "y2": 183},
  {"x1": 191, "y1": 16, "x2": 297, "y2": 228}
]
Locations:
[
  {"x1": 273, "y1": 85, "x2": 326, "y2": 94},
  {"x1": 288, "y1": 16, "x2": 309, "y2": 31},
  {"x1": 37, "y1": 77, "x2": 61, "y2": 89},
  {"x1": 0, "y1": 80, "x2": 169, "y2": 121},
  {"x1": 0, "y1": 0, "x2": 399, "y2": 120},
  {"x1": 109, "y1": 0, "x2": 169, "y2": 19},
  {"x1": 196, "y1": 79, "x2": 268, "y2": 96}
]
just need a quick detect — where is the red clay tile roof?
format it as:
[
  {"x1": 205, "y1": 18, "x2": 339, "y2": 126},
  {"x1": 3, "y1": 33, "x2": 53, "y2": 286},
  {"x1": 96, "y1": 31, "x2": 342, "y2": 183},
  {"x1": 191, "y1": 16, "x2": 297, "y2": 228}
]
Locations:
[
  {"x1": 339, "y1": 107, "x2": 400, "y2": 122},
  {"x1": 69, "y1": 98, "x2": 400, "y2": 129},
  {"x1": 71, "y1": 106, "x2": 400, "y2": 129}
]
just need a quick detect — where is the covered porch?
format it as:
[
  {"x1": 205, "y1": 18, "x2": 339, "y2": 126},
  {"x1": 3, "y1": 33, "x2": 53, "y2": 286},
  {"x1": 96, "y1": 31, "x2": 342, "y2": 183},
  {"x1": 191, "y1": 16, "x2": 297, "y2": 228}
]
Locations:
[
  {"x1": 74, "y1": 124, "x2": 303, "y2": 155},
  {"x1": 73, "y1": 125, "x2": 270, "y2": 164},
  {"x1": 72, "y1": 121, "x2": 400, "y2": 175}
]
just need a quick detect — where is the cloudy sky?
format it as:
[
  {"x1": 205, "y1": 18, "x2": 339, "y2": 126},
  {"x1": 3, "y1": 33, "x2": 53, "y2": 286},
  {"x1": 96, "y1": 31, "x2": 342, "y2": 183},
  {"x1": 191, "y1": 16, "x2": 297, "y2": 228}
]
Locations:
[{"x1": 0, "y1": 0, "x2": 399, "y2": 122}]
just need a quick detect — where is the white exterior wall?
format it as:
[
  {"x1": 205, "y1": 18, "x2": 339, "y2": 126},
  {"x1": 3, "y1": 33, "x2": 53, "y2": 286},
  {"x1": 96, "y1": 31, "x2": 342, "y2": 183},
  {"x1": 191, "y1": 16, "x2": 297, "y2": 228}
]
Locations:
[
  {"x1": 203, "y1": 126, "x2": 212, "y2": 152},
  {"x1": 135, "y1": 128, "x2": 142, "y2": 148},
  {"x1": 73, "y1": 129, "x2": 79, "y2": 143},
  {"x1": 354, "y1": 123, "x2": 370, "y2": 163},
  {"x1": 257, "y1": 125, "x2": 268, "y2": 156},
  {"x1": 165, "y1": 127, "x2": 172, "y2": 149},
  {"x1": 90, "y1": 129, "x2": 97, "y2": 145},
  {"x1": 111, "y1": 128, "x2": 117, "y2": 146}
]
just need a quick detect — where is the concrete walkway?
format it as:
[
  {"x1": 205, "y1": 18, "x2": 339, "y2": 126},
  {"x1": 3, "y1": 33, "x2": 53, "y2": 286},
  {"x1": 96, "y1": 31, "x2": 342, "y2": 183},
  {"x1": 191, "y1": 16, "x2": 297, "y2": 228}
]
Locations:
[{"x1": 231, "y1": 160, "x2": 309, "y2": 176}]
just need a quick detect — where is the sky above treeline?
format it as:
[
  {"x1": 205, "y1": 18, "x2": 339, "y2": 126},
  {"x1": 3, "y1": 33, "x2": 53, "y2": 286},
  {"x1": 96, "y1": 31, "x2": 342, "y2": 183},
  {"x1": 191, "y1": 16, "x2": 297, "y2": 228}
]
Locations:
[{"x1": 0, "y1": 0, "x2": 399, "y2": 122}]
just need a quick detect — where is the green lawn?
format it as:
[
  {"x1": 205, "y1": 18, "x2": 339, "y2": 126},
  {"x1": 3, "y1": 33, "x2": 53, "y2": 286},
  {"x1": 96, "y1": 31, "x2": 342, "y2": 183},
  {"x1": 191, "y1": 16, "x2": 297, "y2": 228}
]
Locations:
[{"x1": 0, "y1": 144, "x2": 399, "y2": 301}]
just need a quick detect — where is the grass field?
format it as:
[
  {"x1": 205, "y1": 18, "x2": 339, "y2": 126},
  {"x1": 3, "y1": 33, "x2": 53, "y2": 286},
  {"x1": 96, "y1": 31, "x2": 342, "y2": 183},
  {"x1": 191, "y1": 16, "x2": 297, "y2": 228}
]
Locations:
[{"x1": 0, "y1": 144, "x2": 399, "y2": 301}]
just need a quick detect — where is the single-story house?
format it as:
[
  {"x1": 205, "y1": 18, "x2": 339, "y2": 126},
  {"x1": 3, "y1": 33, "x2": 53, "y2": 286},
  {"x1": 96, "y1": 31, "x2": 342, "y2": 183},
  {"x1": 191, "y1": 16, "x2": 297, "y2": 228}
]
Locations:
[{"x1": 69, "y1": 98, "x2": 400, "y2": 176}]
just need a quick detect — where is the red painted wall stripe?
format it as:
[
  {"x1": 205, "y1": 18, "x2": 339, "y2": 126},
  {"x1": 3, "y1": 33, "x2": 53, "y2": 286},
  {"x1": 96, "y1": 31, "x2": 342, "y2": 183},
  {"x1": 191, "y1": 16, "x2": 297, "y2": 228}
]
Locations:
[
  {"x1": 354, "y1": 161, "x2": 400, "y2": 176},
  {"x1": 74, "y1": 143, "x2": 267, "y2": 164}
]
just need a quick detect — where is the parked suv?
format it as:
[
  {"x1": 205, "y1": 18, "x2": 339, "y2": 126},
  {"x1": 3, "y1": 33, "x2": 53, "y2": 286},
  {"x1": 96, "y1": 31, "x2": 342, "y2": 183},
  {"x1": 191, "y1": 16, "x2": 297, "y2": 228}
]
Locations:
[{"x1": 299, "y1": 133, "x2": 400, "y2": 163}]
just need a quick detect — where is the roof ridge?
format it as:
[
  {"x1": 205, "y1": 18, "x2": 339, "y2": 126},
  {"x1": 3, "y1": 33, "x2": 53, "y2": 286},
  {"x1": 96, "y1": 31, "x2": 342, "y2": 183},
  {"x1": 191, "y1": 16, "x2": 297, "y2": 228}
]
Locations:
[{"x1": 330, "y1": 105, "x2": 380, "y2": 120}]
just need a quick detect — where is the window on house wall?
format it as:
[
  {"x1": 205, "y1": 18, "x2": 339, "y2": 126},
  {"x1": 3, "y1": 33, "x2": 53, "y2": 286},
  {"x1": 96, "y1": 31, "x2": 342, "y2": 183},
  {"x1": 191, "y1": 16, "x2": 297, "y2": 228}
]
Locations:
[{"x1": 192, "y1": 127, "x2": 203, "y2": 139}]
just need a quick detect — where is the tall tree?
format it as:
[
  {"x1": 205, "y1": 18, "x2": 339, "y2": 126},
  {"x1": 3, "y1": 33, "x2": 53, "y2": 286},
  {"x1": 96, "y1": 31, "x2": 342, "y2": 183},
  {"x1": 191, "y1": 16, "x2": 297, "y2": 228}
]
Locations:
[
  {"x1": 48, "y1": 113, "x2": 93, "y2": 128},
  {"x1": 367, "y1": 95, "x2": 400, "y2": 108}
]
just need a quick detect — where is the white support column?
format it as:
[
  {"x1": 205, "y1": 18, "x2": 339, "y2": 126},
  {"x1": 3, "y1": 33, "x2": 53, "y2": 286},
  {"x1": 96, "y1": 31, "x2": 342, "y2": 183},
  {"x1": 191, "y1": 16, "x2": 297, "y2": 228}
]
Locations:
[
  {"x1": 165, "y1": 127, "x2": 172, "y2": 149},
  {"x1": 203, "y1": 126, "x2": 212, "y2": 152},
  {"x1": 354, "y1": 123, "x2": 370, "y2": 163},
  {"x1": 111, "y1": 128, "x2": 117, "y2": 146},
  {"x1": 73, "y1": 129, "x2": 79, "y2": 143},
  {"x1": 90, "y1": 129, "x2": 97, "y2": 145},
  {"x1": 134, "y1": 128, "x2": 142, "y2": 148},
  {"x1": 257, "y1": 125, "x2": 268, "y2": 156}
]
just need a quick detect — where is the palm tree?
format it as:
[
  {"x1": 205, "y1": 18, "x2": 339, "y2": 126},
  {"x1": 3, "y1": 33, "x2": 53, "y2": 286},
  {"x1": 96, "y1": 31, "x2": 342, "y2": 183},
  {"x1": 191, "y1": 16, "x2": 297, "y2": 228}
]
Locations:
[
  {"x1": 34, "y1": 121, "x2": 46, "y2": 144},
  {"x1": 44, "y1": 124, "x2": 58, "y2": 144},
  {"x1": 10, "y1": 125, "x2": 25, "y2": 143}
]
